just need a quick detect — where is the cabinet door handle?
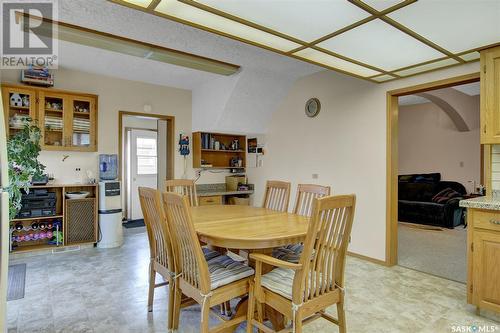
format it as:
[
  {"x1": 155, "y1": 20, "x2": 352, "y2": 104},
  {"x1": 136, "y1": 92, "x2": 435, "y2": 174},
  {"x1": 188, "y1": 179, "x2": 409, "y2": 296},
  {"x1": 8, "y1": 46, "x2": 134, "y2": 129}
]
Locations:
[{"x1": 489, "y1": 219, "x2": 500, "y2": 225}]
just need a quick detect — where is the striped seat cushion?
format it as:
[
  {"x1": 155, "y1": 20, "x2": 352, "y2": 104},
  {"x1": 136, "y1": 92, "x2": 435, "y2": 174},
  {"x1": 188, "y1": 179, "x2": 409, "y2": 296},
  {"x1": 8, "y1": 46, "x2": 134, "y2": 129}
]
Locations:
[
  {"x1": 272, "y1": 243, "x2": 304, "y2": 263},
  {"x1": 202, "y1": 247, "x2": 221, "y2": 261},
  {"x1": 261, "y1": 268, "x2": 332, "y2": 300},
  {"x1": 207, "y1": 255, "x2": 255, "y2": 290},
  {"x1": 260, "y1": 267, "x2": 296, "y2": 300}
]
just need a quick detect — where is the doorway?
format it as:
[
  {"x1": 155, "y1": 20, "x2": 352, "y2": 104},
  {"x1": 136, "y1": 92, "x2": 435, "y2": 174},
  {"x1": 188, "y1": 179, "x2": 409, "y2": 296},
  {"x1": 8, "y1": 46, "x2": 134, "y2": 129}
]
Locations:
[
  {"x1": 386, "y1": 73, "x2": 485, "y2": 267},
  {"x1": 118, "y1": 111, "x2": 175, "y2": 221},
  {"x1": 127, "y1": 129, "x2": 158, "y2": 220}
]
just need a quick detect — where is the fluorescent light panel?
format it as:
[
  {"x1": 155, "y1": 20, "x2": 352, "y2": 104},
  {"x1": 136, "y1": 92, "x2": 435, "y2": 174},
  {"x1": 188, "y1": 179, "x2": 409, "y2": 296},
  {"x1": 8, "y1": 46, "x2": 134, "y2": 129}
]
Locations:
[
  {"x1": 459, "y1": 51, "x2": 480, "y2": 62},
  {"x1": 193, "y1": 0, "x2": 370, "y2": 42},
  {"x1": 294, "y1": 48, "x2": 381, "y2": 77},
  {"x1": 393, "y1": 58, "x2": 458, "y2": 77},
  {"x1": 123, "y1": 0, "x2": 153, "y2": 7},
  {"x1": 155, "y1": 0, "x2": 301, "y2": 52},
  {"x1": 361, "y1": 0, "x2": 405, "y2": 11},
  {"x1": 371, "y1": 74, "x2": 396, "y2": 82},
  {"x1": 318, "y1": 19, "x2": 444, "y2": 71},
  {"x1": 388, "y1": 0, "x2": 500, "y2": 53}
]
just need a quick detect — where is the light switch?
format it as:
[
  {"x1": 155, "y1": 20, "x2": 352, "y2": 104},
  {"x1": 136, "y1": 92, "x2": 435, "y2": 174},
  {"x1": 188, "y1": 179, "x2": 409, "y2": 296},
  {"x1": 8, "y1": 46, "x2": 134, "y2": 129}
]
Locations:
[{"x1": 312, "y1": 173, "x2": 319, "y2": 179}]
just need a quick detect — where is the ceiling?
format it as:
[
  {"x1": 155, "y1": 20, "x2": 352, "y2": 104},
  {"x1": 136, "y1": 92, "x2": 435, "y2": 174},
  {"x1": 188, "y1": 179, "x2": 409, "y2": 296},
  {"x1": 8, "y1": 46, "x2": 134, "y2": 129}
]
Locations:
[{"x1": 110, "y1": 0, "x2": 500, "y2": 83}]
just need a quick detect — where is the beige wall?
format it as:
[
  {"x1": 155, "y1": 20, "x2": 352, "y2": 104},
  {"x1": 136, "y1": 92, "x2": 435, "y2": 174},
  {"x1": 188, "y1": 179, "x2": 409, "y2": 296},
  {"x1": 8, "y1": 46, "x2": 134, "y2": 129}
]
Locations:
[
  {"x1": 399, "y1": 100, "x2": 480, "y2": 193},
  {"x1": 248, "y1": 63, "x2": 479, "y2": 262}
]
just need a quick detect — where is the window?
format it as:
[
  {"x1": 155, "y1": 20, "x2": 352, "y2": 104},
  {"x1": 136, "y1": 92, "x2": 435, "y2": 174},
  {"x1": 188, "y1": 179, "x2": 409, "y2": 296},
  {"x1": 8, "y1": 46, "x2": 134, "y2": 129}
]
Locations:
[{"x1": 136, "y1": 137, "x2": 157, "y2": 175}]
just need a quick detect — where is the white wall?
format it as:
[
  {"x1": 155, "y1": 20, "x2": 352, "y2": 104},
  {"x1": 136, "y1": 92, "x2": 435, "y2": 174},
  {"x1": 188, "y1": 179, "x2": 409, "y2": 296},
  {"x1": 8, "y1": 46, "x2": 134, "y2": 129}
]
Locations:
[
  {"x1": 248, "y1": 63, "x2": 480, "y2": 262},
  {"x1": 398, "y1": 100, "x2": 480, "y2": 193}
]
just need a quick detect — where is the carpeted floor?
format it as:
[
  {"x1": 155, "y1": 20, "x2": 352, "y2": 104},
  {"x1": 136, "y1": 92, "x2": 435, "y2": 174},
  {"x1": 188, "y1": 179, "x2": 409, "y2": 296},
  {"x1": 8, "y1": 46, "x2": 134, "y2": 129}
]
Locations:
[{"x1": 398, "y1": 223, "x2": 467, "y2": 283}]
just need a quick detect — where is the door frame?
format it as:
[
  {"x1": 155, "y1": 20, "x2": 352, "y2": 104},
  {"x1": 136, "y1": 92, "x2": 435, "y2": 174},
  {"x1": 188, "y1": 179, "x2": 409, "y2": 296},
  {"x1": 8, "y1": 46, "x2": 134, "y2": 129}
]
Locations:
[
  {"x1": 386, "y1": 72, "x2": 482, "y2": 266},
  {"x1": 118, "y1": 111, "x2": 175, "y2": 219},
  {"x1": 124, "y1": 127, "x2": 158, "y2": 219}
]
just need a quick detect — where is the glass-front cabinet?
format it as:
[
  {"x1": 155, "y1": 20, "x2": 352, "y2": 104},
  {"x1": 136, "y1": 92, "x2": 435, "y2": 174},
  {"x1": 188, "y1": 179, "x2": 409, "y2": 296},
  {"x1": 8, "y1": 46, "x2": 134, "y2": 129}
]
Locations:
[
  {"x1": 1, "y1": 84, "x2": 98, "y2": 152},
  {"x1": 38, "y1": 91, "x2": 67, "y2": 149},
  {"x1": 69, "y1": 96, "x2": 96, "y2": 151},
  {"x1": 1, "y1": 85, "x2": 37, "y2": 139}
]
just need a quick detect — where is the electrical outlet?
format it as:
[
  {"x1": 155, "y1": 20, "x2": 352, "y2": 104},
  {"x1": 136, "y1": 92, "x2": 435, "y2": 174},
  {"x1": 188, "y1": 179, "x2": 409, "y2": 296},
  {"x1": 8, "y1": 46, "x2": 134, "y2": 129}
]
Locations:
[{"x1": 312, "y1": 173, "x2": 319, "y2": 179}]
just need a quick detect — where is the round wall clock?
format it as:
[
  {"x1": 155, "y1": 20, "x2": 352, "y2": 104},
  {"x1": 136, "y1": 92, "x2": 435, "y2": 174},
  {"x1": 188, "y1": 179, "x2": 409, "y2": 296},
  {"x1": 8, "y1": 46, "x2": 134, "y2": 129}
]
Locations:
[{"x1": 305, "y1": 98, "x2": 321, "y2": 118}]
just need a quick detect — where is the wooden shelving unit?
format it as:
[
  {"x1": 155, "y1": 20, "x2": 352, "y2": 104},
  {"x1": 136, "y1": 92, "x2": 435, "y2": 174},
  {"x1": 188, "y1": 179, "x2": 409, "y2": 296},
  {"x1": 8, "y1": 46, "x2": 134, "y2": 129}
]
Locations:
[
  {"x1": 193, "y1": 132, "x2": 246, "y2": 169},
  {"x1": 9, "y1": 184, "x2": 98, "y2": 253},
  {"x1": 1, "y1": 84, "x2": 98, "y2": 152}
]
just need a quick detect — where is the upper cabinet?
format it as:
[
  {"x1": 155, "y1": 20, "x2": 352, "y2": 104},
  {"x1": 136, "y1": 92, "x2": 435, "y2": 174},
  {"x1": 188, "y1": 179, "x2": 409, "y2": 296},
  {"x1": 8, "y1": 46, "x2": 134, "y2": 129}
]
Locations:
[
  {"x1": 2, "y1": 84, "x2": 98, "y2": 152},
  {"x1": 1, "y1": 85, "x2": 37, "y2": 139},
  {"x1": 480, "y1": 46, "x2": 500, "y2": 144}
]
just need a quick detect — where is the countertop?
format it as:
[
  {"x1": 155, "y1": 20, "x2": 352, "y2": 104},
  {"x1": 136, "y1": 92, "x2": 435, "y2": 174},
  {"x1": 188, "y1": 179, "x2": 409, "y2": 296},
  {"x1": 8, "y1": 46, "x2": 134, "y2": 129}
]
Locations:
[
  {"x1": 197, "y1": 189, "x2": 254, "y2": 197},
  {"x1": 196, "y1": 183, "x2": 253, "y2": 197},
  {"x1": 459, "y1": 196, "x2": 500, "y2": 211}
]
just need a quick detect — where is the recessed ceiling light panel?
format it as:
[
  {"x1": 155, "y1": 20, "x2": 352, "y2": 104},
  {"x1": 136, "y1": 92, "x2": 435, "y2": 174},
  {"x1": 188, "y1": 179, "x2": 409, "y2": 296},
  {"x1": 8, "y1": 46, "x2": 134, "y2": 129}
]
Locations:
[
  {"x1": 318, "y1": 19, "x2": 445, "y2": 70},
  {"x1": 388, "y1": 0, "x2": 500, "y2": 53},
  {"x1": 361, "y1": 0, "x2": 405, "y2": 12},
  {"x1": 193, "y1": 0, "x2": 370, "y2": 42},
  {"x1": 294, "y1": 48, "x2": 381, "y2": 77},
  {"x1": 393, "y1": 58, "x2": 458, "y2": 77},
  {"x1": 121, "y1": 0, "x2": 153, "y2": 7},
  {"x1": 156, "y1": 0, "x2": 301, "y2": 52}
]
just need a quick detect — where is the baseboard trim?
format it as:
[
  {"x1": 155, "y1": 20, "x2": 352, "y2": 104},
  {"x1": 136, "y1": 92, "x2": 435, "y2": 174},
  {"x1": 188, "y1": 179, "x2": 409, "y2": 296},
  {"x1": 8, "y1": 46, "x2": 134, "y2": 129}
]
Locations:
[{"x1": 347, "y1": 251, "x2": 388, "y2": 266}]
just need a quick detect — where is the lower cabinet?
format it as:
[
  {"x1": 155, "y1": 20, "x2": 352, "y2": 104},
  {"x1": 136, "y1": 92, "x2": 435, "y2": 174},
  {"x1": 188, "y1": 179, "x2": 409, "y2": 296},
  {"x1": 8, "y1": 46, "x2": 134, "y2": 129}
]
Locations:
[
  {"x1": 199, "y1": 195, "x2": 223, "y2": 206},
  {"x1": 468, "y1": 208, "x2": 500, "y2": 313}
]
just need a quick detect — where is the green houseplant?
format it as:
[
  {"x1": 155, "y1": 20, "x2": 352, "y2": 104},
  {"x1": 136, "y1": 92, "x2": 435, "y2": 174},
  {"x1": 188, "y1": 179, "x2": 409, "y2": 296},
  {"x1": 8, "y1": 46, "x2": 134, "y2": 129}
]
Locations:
[{"x1": 7, "y1": 118, "x2": 46, "y2": 219}]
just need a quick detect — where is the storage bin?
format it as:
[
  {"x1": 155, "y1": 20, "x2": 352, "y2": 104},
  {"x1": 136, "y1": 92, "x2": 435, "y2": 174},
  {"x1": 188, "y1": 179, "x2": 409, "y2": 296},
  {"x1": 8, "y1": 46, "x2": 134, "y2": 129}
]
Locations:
[
  {"x1": 226, "y1": 175, "x2": 247, "y2": 191},
  {"x1": 228, "y1": 197, "x2": 250, "y2": 205}
]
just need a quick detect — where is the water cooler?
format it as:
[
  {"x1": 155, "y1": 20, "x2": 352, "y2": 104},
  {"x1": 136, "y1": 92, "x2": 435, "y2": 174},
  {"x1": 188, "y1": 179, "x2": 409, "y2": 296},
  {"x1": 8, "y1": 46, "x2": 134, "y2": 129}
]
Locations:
[{"x1": 98, "y1": 155, "x2": 123, "y2": 248}]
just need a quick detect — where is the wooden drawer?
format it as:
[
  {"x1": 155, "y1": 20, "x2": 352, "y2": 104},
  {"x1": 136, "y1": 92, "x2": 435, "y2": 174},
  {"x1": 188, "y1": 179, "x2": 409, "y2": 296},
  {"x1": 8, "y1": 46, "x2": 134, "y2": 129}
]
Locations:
[
  {"x1": 472, "y1": 209, "x2": 500, "y2": 232},
  {"x1": 199, "y1": 195, "x2": 223, "y2": 206}
]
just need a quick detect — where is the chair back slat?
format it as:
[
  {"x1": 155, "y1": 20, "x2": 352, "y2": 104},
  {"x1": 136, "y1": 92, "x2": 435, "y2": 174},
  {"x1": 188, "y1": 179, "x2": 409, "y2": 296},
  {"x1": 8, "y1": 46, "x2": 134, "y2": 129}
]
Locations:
[
  {"x1": 262, "y1": 180, "x2": 291, "y2": 212},
  {"x1": 165, "y1": 179, "x2": 199, "y2": 207},
  {"x1": 162, "y1": 191, "x2": 210, "y2": 292},
  {"x1": 293, "y1": 184, "x2": 331, "y2": 217},
  {"x1": 138, "y1": 187, "x2": 174, "y2": 273},
  {"x1": 293, "y1": 195, "x2": 356, "y2": 303}
]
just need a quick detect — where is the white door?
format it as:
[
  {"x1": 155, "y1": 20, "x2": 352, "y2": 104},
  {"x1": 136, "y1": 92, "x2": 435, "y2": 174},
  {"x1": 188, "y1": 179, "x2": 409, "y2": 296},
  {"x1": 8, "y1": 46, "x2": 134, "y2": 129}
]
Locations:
[{"x1": 128, "y1": 129, "x2": 158, "y2": 220}]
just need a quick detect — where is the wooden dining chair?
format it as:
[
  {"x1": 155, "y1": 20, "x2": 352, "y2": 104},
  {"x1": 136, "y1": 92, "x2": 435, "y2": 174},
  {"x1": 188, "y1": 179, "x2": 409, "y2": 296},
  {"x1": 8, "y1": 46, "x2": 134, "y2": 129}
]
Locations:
[
  {"x1": 162, "y1": 192, "x2": 255, "y2": 333},
  {"x1": 247, "y1": 194, "x2": 356, "y2": 333},
  {"x1": 165, "y1": 179, "x2": 199, "y2": 207},
  {"x1": 138, "y1": 187, "x2": 176, "y2": 328},
  {"x1": 293, "y1": 184, "x2": 331, "y2": 217},
  {"x1": 273, "y1": 184, "x2": 331, "y2": 263},
  {"x1": 262, "y1": 180, "x2": 291, "y2": 212}
]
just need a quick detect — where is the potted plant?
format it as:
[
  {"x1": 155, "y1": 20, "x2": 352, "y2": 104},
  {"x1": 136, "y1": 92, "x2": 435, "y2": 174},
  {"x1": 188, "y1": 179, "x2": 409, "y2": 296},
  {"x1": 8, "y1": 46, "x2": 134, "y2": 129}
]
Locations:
[{"x1": 7, "y1": 118, "x2": 46, "y2": 219}]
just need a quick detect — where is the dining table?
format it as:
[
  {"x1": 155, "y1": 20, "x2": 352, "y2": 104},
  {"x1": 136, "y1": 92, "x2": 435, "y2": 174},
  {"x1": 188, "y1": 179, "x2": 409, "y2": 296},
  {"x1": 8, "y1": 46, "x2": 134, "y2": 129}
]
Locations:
[{"x1": 191, "y1": 204, "x2": 310, "y2": 333}]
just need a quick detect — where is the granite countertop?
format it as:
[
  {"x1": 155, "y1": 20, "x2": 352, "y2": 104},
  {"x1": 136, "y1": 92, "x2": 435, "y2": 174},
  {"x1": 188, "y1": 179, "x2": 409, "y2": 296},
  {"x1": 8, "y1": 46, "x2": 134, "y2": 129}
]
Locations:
[
  {"x1": 196, "y1": 183, "x2": 254, "y2": 197},
  {"x1": 459, "y1": 196, "x2": 500, "y2": 210},
  {"x1": 197, "y1": 189, "x2": 254, "y2": 197}
]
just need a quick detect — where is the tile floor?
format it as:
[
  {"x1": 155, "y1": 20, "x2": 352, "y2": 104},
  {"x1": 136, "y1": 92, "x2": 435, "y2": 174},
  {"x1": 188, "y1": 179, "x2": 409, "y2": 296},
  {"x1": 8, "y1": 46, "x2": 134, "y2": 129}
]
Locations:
[{"x1": 7, "y1": 227, "x2": 500, "y2": 333}]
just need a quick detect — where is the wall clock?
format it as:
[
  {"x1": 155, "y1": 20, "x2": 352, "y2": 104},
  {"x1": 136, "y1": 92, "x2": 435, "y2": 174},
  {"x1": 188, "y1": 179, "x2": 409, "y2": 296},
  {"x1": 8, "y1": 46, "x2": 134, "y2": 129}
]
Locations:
[{"x1": 305, "y1": 98, "x2": 321, "y2": 118}]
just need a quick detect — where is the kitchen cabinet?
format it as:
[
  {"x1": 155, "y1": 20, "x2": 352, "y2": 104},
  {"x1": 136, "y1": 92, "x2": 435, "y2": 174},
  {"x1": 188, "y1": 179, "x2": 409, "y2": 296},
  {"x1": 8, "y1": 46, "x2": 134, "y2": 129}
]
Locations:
[
  {"x1": 1, "y1": 85, "x2": 38, "y2": 139},
  {"x1": 2, "y1": 84, "x2": 98, "y2": 152},
  {"x1": 466, "y1": 208, "x2": 500, "y2": 313},
  {"x1": 480, "y1": 46, "x2": 500, "y2": 144},
  {"x1": 199, "y1": 195, "x2": 223, "y2": 206}
]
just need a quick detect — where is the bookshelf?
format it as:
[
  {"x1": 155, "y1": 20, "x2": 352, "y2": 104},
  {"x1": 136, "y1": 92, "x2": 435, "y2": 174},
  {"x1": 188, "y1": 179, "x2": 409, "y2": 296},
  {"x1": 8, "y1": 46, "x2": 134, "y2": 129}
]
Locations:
[{"x1": 193, "y1": 132, "x2": 246, "y2": 169}]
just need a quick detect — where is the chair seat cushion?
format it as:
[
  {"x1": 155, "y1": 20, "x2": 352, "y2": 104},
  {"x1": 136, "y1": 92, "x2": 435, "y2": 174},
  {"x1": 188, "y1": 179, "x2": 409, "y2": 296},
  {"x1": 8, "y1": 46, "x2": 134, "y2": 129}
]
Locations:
[
  {"x1": 272, "y1": 244, "x2": 304, "y2": 263},
  {"x1": 202, "y1": 247, "x2": 221, "y2": 261},
  {"x1": 207, "y1": 255, "x2": 255, "y2": 290},
  {"x1": 261, "y1": 267, "x2": 296, "y2": 300},
  {"x1": 261, "y1": 268, "x2": 333, "y2": 301}
]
